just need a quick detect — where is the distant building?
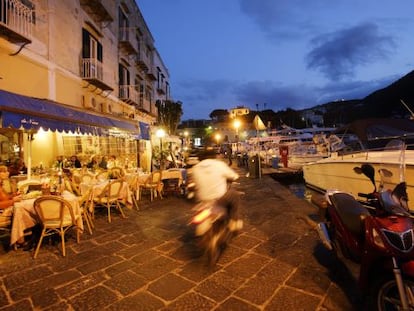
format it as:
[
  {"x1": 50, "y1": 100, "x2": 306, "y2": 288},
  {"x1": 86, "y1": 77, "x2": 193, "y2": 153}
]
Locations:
[{"x1": 229, "y1": 106, "x2": 250, "y2": 119}]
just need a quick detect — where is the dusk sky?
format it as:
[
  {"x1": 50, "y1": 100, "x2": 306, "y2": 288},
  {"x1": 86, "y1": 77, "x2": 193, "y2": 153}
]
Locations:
[{"x1": 137, "y1": 0, "x2": 414, "y2": 120}]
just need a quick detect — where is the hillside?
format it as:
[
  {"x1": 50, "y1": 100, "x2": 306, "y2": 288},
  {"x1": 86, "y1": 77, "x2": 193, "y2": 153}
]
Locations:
[{"x1": 321, "y1": 70, "x2": 414, "y2": 126}]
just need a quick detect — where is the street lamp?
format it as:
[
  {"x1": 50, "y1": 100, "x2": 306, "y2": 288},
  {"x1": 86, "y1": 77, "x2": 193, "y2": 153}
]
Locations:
[
  {"x1": 233, "y1": 119, "x2": 241, "y2": 153},
  {"x1": 215, "y1": 133, "x2": 221, "y2": 146},
  {"x1": 156, "y1": 128, "x2": 166, "y2": 168},
  {"x1": 184, "y1": 131, "x2": 189, "y2": 149}
]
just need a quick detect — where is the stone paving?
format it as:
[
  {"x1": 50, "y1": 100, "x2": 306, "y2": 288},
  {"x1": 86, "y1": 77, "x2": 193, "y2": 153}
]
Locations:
[{"x1": 0, "y1": 164, "x2": 363, "y2": 311}]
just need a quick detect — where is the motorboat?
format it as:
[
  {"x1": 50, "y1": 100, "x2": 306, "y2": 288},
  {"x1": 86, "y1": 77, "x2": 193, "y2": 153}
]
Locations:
[
  {"x1": 247, "y1": 126, "x2": 336, "y2": 167},
  {"x1": 303, "y1": 139, "x2": 414, "y2": 210}
]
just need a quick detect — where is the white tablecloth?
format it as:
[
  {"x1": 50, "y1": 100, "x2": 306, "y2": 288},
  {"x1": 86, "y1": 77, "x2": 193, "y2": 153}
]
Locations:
[
  {"x1": 79, "y1": 180, "x2": 132, "y2": 208},
  {"x1": 11, "y1": 191, "x2": 83, "y2": 246}
]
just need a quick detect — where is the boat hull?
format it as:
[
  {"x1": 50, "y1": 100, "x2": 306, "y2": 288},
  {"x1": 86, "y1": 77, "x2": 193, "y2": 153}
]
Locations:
[{"x1": 303, "y1": 150, "x2": 414, "y2": 210}]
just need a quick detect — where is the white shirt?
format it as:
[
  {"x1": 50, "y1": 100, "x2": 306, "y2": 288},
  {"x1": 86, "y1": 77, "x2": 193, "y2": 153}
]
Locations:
[{"x1": 192, "y1": 159, "x2": 239, "y2": 201}]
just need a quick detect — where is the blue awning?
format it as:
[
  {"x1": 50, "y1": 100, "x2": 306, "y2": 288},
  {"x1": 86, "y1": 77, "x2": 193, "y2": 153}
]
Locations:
[
  {"x1": 0, "y1": 89, "x2": 150, "y2": 139},
  {"x1": 139, "y1": 122, "x2": 150, "y2": 140}
]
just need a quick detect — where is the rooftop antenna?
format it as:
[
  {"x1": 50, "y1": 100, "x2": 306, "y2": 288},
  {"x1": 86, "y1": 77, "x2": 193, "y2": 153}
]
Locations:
[{"x1": 400, "y1": 99, "x2": 414, "y2": 120}]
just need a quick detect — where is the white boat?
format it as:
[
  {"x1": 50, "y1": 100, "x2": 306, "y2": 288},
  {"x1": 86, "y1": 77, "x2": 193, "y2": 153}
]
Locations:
[
  {"x1": 303, "y1": 142, "x2": 414, "y2": 210},
  {"x1": 247, "y1": 126, "x2": 336, "y2": 167}
]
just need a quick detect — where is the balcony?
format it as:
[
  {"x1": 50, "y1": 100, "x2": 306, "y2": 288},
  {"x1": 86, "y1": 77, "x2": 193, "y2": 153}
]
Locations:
[
  {"x1": 146, "y1": 67, "x2": 157, "y2": 81},
  {"x1": 134, "y1": 50, "x2": 149, "y2": 71},
  {"x1": 156, "y1": 85, "x2": 166, "y2": 95},
  {"x1": 119, "y1": 85, "x2": 139, "y2": 106},
  {"x1": 81, "y1": 58, "x2": 113, "y2": 91},
  {"x1": 80, "y1": 0, "x2": 113, "y2": 24},
  {"x1": 140, "y1": 98, "x2": 151, "y2": 113},
  {"x1": 119, "y1": 27, "x2": 137, "y2": 55},
  {"x1": 0, "y1": 0, "x2": 33, "y2": 44}
]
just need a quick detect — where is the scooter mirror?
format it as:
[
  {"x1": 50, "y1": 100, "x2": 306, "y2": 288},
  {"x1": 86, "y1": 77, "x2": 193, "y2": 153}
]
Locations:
[
  {"x1": 354, "y1": 164, "x2": 376, "y2": 191},
  {"x1": 378, "y1": 168, "x2": 393, "y2": 178},
  {"x1": 353, "y1": 167, "x2": 363, "y2": 175}
]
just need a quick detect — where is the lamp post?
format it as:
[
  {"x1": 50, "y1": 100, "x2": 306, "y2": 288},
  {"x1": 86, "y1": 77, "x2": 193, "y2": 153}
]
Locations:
[
  {"x1": 233, "y1": 119, "x2": 241, "y2": 153},
  {"x1": 215, "y1": 133, "x2": 221, "y2": 146},
  {"x1": 156, "y1": 128, "x2": 166, "y2": 169},
  {"x1": 184, "y1": 130, "x2": 189, "y2": 149}
]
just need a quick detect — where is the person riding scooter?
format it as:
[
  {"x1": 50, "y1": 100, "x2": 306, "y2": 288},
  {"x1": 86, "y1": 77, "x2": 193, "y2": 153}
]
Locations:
[{"x1": 192, "y1": 149, "x2": 243, "y2": 232}]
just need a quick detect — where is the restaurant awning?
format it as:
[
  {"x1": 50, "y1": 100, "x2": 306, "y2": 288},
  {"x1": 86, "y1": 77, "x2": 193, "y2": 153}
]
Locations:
[{"x1": 0, "y1": 89, "x2": 150, "y2": 139}]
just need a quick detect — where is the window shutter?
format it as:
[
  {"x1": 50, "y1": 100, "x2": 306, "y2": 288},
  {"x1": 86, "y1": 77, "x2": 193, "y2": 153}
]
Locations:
[{"x1": 82, "y1": 28, "x2": 90, "y2": 58}]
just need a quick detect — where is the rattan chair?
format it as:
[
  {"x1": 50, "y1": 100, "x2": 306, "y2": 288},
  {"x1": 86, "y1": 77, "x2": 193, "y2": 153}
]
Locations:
[
  {"x1": 139, "y1": 171, "x2": 163, "y2": 201},
  {"x1": 77, "y1": 189, "x2": 94, "y2": 234},
  {"x1": 33, "y1": 195, "x2": 80, "y2": 258},
  {"x1": 80, "y1": 174, "x2": 94, "y2": 184},
  {"x1": 108, "y1": 167, "x2": 125, "y2": 180},
  {"x1": 96, "y1": 171, "x2": 109, "y2": 182},
  {"x1": 0, "y1": 208, "x2": 13, "y2": 249},
  {"x1": 93, "y1": 180, "x2": 126, "y2": 223},
  {"x1": 126, "y1": 174, "x2": 139, "y2": 211}
]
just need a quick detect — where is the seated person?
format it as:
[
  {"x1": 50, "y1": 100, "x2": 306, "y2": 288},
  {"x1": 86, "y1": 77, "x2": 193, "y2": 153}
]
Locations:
[
  {"x1": 54, "y1": 155, "x2": 64, "y2": 169},
  {"x1": 70, "y1": 155, "x2": 82, "y2": 168},
  {"x1": 0, "y1": 165, "x2": 15, "y2": 195},
  {"x1": 99, "y1": 156, "x2": 108, "y2": 169},
  {"x1": 8, "y1": 158, "x2": 27, "y2": 177},
  {"x1": 0, "y1": 165, "x2": 21, "y2": 211},
  {"x1": 107, "y1": 155, "x2": 117, "y2": 169},
  {"x1": 87, "y1": 156, "x2": 98, "y2": 169}
]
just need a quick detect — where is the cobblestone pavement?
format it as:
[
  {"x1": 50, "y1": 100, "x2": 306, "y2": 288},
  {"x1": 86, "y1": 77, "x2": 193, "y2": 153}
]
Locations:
[{"x1": 0, "y1": 164, "x2": 363, "y2": 311}]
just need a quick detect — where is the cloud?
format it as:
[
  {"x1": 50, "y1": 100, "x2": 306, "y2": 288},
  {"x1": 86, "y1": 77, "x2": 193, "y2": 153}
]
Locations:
[
  {"x1": 237, "y1": 0, "x2": 329, "y2": 40},
  {"x1": 305, "y1": 23, "x2": 396, "y2": 81},
  {"x1": 233, "y1": 80, "x2": 316, "y2": 111}
]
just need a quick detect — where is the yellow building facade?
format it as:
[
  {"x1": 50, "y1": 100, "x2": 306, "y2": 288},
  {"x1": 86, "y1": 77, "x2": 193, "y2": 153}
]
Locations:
[{"x1": 0, "y1": 0, "x2": 170, "y2": 173}]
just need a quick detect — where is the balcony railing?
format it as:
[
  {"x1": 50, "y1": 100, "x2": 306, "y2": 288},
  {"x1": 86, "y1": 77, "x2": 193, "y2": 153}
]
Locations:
[
  {"x1": 119, "y1": 85, "x2": 139, "y2": 106},
  {"x1": 81, "y1": 58, "x2": 113, "y2": 91},
  {"x1": 119, "y1": 27, "x2": 137, "y2": 54},
  {"x1": 146, "y1": 67, "x2": 157, "y2": 81},
  {"x1": 156, "y1": 86, "x2": 166, "y2": 95},
  {"x1": 141, "y1": 97, "x2": 151, "y2": 113},
  {"x1": 80, "y1": 0, "x2": 113, "y2": 23},
  {"x1": 0, "y1": 0, "x2": 33, "y2": 43},
  {"x1": 134, "y1": 50, "x2": 149, "y2": 71}
]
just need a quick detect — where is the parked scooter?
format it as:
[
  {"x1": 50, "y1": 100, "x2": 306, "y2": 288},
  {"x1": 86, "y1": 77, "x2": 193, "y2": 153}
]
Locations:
[{"x1": 316, "y1": 141, "x2": 414, "y2": 310}]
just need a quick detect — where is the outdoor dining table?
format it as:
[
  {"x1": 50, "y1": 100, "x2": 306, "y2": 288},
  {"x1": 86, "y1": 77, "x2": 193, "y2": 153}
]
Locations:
[
  {"x1": 161, "y1": 168, "x2": 187, "y2": 196},
  {"x1": 10, "y1": 191, "x2": 83, "y2": 246},
  {"x1": 79, "y1": 179, "x2": 133, "y2": 208}
]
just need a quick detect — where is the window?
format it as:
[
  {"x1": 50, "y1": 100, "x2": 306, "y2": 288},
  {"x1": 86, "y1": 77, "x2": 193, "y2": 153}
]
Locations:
[
  {"x1": 118, "y1": 64, "x2": 129, "y2": 85},
  {"x1": 82, "y1": 29, "x2": 102, "y2": 61},
  {"x1": 118, "y1": 7, "x2": 129, "y2": 41},
  {"x1": 82, "y1": 29, "x2": 103, "y2": 79},
  {"x1": 119, "y1": 64, "x2": 130, "y2": 98}
]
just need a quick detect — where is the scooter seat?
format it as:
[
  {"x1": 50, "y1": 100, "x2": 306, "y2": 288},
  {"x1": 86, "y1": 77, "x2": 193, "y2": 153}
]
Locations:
[{"x1": 331, "y1": 192, "x2": 370, "y2": 236}]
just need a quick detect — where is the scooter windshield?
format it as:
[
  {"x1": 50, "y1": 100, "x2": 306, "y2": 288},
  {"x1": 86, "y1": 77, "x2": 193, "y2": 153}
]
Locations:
[{"x1": 379, "y1": 139, "x2": 410, "y2": 214}]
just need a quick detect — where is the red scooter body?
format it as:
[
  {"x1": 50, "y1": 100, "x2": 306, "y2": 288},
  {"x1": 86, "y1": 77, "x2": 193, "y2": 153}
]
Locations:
[
  {"x1": 320, "y1": 186, "x2": 414, "y2": 310},
  {"x1": 360, "y1": 214, "x2": 414, "y2": 291}
]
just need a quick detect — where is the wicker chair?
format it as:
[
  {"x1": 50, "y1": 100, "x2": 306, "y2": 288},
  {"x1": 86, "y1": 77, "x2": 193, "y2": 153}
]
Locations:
[
  {"x1": 33, "y1": 196, "x2": 80, "y2": 258},
  {"x1": 93, "y1": 180, "x2": 126, "y2": 223},
  {"x1": 77, "y1": 189, "x2": 94, "y2": 234},
  {"x1": 0, "y1": 208, "x2": 13, "y2": 249},
  {"x1": 139, "y1": 171, "x2": 163, "y2": 201}
]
